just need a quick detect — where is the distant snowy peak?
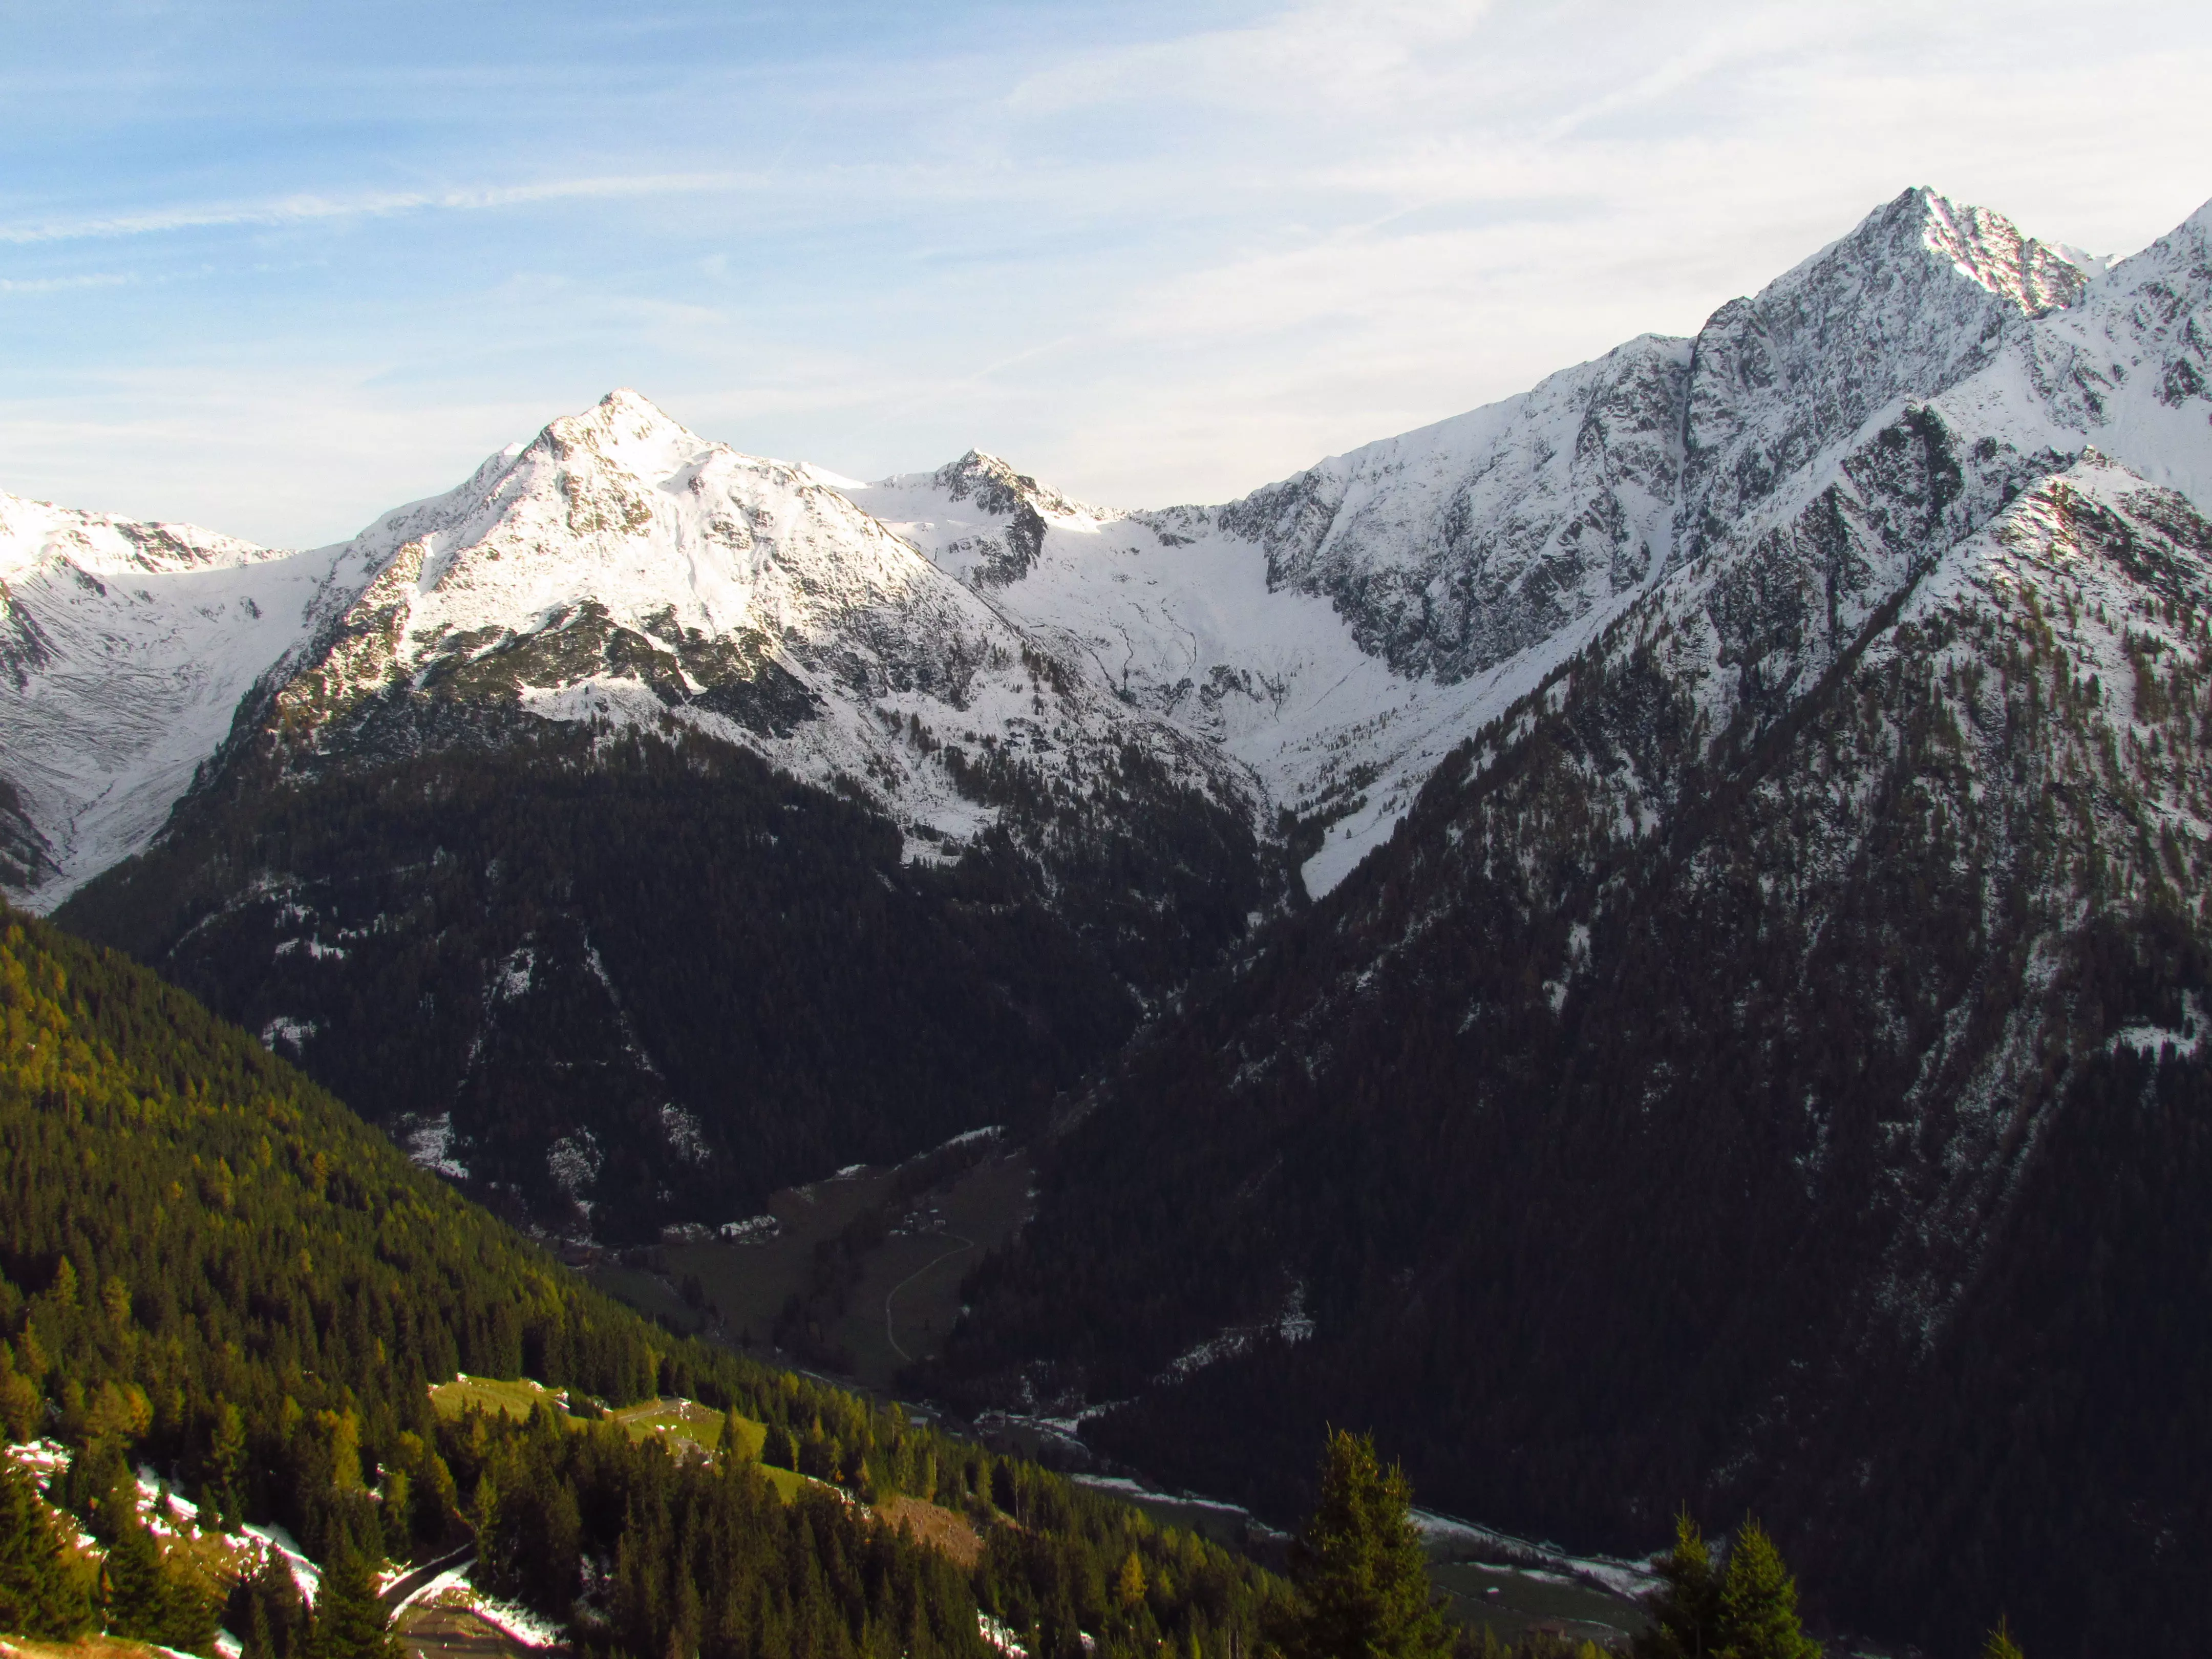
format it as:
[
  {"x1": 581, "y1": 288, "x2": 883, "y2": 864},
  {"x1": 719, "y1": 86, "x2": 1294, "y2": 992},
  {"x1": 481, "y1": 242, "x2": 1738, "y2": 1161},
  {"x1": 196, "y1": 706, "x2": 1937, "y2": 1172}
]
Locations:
[
  {"x1": 0, "y1": 492, "x2": 278, "y2": 582},
  {"x1": 1678, "y1": 190, "x2": 2089, "y2": 557},
  {"x1": 276, "y1": 387, "x2": 961, "y2": 738},
  {"x1": 0, "y1": 494, "x2": 364, "y2": 904},
  {"x1": 932, "y1": 449, "x2": 1102, "y2": 524},
  {"x1": 8, "y1": 187, "x2": 2209, "y2": 913},
  {"x1": 854, "y1": 449, "x2": 1108, "y2": 589}
]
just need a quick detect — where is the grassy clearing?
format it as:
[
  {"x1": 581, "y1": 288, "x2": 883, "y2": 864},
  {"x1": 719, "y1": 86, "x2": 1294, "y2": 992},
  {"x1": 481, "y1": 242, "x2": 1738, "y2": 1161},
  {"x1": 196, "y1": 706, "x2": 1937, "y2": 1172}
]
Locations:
[
  {"x1": 1429, "y1": 1560, "x2": 1646, "y2": 1649},
  {"x1": 753, "y1": 1464, "x2": 814, "y2": 1503},
  {"x1": 605, "y1": 1398, "x2": 767, "y2": 1460},
  {"x1": 589, "y1": 1149, "x2": 1035, "y2": 1393},
  {"x1": 428, "y1": 1375, "x2": 580, "y2": 1423},
  {"x1": 875, "y1": 1495, "x2": 984, "y2": 1568}
]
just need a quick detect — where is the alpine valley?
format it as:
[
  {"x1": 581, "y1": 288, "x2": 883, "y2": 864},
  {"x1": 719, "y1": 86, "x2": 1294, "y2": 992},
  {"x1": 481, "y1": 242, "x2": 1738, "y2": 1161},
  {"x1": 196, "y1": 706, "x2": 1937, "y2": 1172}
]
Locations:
[{"x1": 10, "y1": 184, "x2": 2212, "y2": 1655}]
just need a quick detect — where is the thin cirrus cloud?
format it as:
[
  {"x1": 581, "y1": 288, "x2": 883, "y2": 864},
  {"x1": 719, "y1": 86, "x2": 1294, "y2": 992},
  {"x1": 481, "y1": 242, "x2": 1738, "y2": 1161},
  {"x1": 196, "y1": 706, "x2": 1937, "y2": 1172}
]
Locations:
[
  {"x1": 0, "y1": 173, "x2": 761, "y2": 247},
  {"x1": 1, "y1": 0, "x2": 2209, "y2": 547}
]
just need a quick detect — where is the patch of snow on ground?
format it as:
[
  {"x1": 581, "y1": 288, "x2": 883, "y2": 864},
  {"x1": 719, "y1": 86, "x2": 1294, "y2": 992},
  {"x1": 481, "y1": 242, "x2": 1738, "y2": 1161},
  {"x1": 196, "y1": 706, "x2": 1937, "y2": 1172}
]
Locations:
[
  {"x1": 934, "y1": 1124, "x2": 1005, "y2": 1152},
  {"x1": 2110, "y1": 990, "x2": 2205, "y2": 1058},
  {"x1": 462, "y1": 1587, "x2": 565, "y2": 1649},
  {"x1": 1410, "y1": 1508, "x2": 1661, "y2": 1600},
  {"x1": 659, "y1": 1101, "x2": 709, "y2": 1163},
  {"x1": 244, "y1": 1522, "x2": 321, "y2": 1604},
  {"x1": 259, "y1": 1016, "x2": 318, "y2": 1054},
  {"x1": 388, "y1": 1565, "x2": 477, "y2": 1621},
  {"x1": 407, "y1": 1113, "x2": 467, "y2": 1180}
]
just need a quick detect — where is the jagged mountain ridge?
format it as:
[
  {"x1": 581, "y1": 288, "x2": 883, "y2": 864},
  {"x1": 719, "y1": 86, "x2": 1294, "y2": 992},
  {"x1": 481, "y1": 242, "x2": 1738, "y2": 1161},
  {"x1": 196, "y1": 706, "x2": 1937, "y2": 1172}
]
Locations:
[
  {"x1": 24, "y1": 185, "x2": 2212, "y2": 1269},
  {"x1": 185, "y1": 389, "x2": 1265, "y2": 869},
  {"x1": 920, "y1": 200, "x2": 2212, "y2": 1657},
  {"x1": 850, "y1": 188, "x2": 2212, "y2": 894},
  {"x1": 11, "y1": 188, "x2": 2202, "y2": 914}
]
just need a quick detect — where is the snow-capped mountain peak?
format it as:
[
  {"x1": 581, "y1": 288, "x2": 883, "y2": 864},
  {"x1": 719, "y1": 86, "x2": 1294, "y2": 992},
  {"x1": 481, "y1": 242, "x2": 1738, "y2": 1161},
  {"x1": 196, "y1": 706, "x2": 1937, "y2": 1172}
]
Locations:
[
  {"x1": 9, "y1": 187, "x2": 2210, "y2": 911},
  {"x1": 1907, "y1": 184, "x2": 2091, "y2": 314}
]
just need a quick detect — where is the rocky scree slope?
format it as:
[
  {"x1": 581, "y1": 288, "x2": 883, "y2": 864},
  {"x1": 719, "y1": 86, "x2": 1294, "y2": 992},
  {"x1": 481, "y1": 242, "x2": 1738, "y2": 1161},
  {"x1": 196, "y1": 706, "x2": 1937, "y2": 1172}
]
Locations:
[
  {"x1": 53, "y1": 392, "x2": 1272, "y2": 1239},
  {"x1": 928, "y1": 193, "x2": 2212, "y2": 1659}
]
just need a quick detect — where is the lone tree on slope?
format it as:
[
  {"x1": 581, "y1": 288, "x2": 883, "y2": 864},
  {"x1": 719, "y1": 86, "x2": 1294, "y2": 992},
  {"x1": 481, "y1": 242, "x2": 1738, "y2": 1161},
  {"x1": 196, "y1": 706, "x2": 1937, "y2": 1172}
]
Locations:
[{"x1": 1273, "y1": 1429, "x2": 1453, "y2": 1659}]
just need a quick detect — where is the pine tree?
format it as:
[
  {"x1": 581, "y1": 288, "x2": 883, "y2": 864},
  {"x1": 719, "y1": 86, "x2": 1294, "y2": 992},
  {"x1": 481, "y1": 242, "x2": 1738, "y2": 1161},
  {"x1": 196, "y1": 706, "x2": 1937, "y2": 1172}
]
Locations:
[
  {"x1": 307, "y1": 1544, "x2": 397, "y2": 1659},
  {"x1": 239, "y1": 1548, "x2": 308, "y2": 1659},
  {"x1": 1979, "y1": 1619, "x2": 2025, "y2": 1659},
  {"x1": 208, "y1": 1399, "x2": 248, "y2": 1527},
  {"x1": 100, "y1": 1508, "x2": 214, "y2": 1652},
  {"x1": 1116, "y1": 1550, "x2": 1148, "y2": 1613},
  {"x1": 0, "y1": 1346, "x2": 39, "y2": 1442},
  {"x1": 0, "y1": 1454, "x2": 92, "y2": 1637},
  {"x1": 1635, "y1": 1512, "x2": 1721, "y2": 1659},
  {"x1": 1713, "y1": 1521, "x2": 1819, "y2": 1659},
  {"x1": 1274, "y1": 1429, "x2": 1452, "y2": 1659}
]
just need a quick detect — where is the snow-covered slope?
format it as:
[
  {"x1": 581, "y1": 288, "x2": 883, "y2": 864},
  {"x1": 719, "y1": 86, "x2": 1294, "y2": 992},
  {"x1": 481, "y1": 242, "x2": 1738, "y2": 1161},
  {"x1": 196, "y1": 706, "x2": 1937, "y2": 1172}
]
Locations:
[
  {"x1": 0, "y1": 497, "x2": 376, "y2": 902},
  {"x1": 845, "y1": 186, "x2": 2210, "y2": 895},
  {"x1": 10, "y1": 187, "x2": 2208, "y2": 917},
  {"x1": 255, "y1": 390, "x2": 1252, "y2": 854}
]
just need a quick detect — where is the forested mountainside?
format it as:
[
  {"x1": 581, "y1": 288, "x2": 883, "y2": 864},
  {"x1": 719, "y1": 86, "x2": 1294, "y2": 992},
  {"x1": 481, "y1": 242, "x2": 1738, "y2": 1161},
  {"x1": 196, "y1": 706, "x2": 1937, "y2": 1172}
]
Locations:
[
  {"x1": 50, "y1": 393, "x2": 1271, "y2": 1236},
  {"x1": 933, "y1": 449, "x2": 2212, "y2": 1654},
  {"x1": 0, "y1": 902, "x2": 1286, "y2": 1659},
  {"x1": 56, "y1": 718, "x2": 1261, "y2": 1239}
]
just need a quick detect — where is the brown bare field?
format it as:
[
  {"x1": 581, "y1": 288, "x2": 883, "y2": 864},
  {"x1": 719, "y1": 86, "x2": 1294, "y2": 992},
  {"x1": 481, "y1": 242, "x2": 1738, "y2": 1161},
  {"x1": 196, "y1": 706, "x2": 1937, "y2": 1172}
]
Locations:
[
  {"x1": 1, "y1": 1641, "x2": 172, "y2": 1659},
  {"x1": 874, "y1": 1495, "x2": 985, "y2": 1568}
]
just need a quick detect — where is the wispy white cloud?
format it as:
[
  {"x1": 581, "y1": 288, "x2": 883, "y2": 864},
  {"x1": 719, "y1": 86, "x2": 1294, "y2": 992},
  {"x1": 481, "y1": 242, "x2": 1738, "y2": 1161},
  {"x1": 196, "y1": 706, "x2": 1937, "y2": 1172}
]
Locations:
[
  {"x1": 0, "y1": 272, "x2": 133, "y2": 293},
  {"x1": 0, "y1": 172, "x2": 760, "y2": 246},
  {"x1": 1003, "y1": 0, "x2": 1496, "y2": 117}
]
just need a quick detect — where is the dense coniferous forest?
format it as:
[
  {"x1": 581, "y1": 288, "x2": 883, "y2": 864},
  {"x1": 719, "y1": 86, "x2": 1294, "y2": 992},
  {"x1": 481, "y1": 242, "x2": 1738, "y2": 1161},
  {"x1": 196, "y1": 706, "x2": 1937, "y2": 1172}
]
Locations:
[
  {"x1": 0, "y1": 904, "x2": 1287, "y2": 1659},
  {"x1": 58, "y1": 709, "x2": 1268, "y2": 1239}
]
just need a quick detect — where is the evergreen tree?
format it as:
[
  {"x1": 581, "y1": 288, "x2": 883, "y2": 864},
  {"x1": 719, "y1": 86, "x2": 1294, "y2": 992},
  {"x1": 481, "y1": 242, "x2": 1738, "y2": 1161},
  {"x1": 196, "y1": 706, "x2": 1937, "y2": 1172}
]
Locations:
[
  {"x1": 1116, "y1": 1550, "x2": 1147, "y2": 1612},
  {"x1": 1635, "y1": 1513, "x2": 1721, "y2": 1659},
  {"x1": 1713, "y1": 1522, "x2": 1819, "y2": 1659},
  {"x1": 102, "y1": 1515, "x2": 170, "y2": 1641},
  {"x1": 1274, "y1": 1429, "x2": 1451, "y2": 1659},
  {"x1": 0, "y1": 1347, "x2": 38, "y2": 1442},
  {"x1": 0, "y1": 1454, "x2": 92, "y2": 1637},
  {"x1": 101, "y1": 1506, "x2": 218, "y2": 1653},
  {"x1": 1979, "y1": 1619, "x2": 2024, "y2": 1659},
  {"x1": 307, "y1": 1544, "x2": 397, "y2": 1659},
  {"x1": 234, "y1": 1548, "x2": 308, "y2": 1659}
]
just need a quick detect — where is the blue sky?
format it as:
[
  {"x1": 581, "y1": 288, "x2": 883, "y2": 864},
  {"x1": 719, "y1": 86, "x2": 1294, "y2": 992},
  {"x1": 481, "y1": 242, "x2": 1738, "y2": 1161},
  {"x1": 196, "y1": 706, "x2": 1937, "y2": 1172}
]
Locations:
[{"x1": 5, "y1": 0, "x2": 2211, "y2": 546}]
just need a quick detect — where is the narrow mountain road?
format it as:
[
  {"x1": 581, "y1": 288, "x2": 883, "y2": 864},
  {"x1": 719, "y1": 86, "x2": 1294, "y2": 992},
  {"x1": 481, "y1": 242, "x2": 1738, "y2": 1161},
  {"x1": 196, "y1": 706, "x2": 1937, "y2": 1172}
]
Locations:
[
  {"x1": 884, "y1": 1234, "x2": 974, "y2": 1362},
  {"x1": 381, "y1": 1545, "x2": 477, "y2": 1615}
]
